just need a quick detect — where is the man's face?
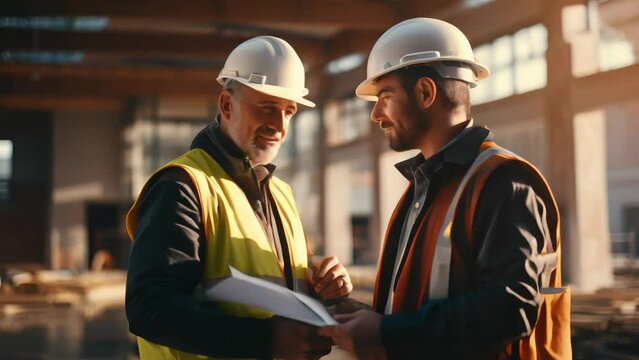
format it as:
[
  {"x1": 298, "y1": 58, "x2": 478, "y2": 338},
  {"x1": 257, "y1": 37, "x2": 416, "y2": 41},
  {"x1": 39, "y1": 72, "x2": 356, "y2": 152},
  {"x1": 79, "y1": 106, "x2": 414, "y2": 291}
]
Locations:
[
  {"x1": 370, "y1": 74, "x2": 430, "y2": 152},
  {"x1": 221, "y1": 85, "x2": 298, "y2": 164}
]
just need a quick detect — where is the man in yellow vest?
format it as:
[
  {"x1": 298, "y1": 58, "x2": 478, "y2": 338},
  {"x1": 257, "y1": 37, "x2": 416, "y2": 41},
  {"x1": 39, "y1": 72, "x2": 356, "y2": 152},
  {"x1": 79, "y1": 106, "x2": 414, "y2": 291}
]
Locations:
[
  {"x1": 320, "y1": 18, "x2": 571, "y2": 359},
  {"x1": 126, "y1": 36, "x2": 352, "y2": 360}
]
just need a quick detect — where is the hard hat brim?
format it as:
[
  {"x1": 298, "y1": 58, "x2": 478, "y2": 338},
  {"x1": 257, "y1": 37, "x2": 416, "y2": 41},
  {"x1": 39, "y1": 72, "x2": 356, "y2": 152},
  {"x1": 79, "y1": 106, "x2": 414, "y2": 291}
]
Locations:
[
  {"x1": 225, "y1": 78, "x2": 316, "y2": 108},
  {"x1": 355, "y1": 58, "x2": 489, "y2": 101}
]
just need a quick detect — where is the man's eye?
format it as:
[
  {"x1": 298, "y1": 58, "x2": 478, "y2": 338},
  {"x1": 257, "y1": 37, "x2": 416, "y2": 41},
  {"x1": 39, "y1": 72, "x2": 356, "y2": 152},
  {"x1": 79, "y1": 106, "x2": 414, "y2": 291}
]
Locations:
[{"x1": 261, "y1": 107, "x2": 276, "y2": 115}]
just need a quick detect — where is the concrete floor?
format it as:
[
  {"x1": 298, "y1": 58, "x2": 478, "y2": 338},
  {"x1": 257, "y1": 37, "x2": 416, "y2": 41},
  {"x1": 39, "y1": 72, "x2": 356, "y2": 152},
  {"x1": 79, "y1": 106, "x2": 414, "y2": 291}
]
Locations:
[
  {"x1": 0, "y1": 269, "x2": 638, "y2": 359},
  {"x1": 0, "y1": 306, "x2": 134, "y2": 360}
]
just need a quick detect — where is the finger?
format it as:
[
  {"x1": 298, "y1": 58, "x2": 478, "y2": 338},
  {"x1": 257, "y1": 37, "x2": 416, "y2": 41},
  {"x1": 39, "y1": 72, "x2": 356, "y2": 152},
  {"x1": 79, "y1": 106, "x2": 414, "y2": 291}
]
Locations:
[
  {"x1": 319, "y1": 279, "x2": 353, "y2": 301},
  {"x1": 333, "y1": 313, "x2": 358, "y2": 323},
  {"x1": 314, "y1": 268, "x2": 340, "y2": 294},
  {"x1": 318, "y1": 264, "x2": 349, "y2": 291},
  {"x1": 318, "y1": 276, "x2": 343, "y2": 297},
  {"x1": 325, "y1": 276, "x2": 352, "y2": 294},
  {"x1": 316, "y1": 267, "x2": 350, "y2": 295},
  {"x1": 312, "y1": 256, "x2": 339, "y2": 282},
  {"x1": 320, "y1": 286, "x2": 352, "y2": 301}
]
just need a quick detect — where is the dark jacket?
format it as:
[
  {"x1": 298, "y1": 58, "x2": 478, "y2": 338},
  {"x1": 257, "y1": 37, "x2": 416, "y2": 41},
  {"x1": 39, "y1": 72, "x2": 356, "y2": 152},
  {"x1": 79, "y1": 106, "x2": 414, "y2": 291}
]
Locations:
[
  {"x1": 376, "y1": 127, "x2": 559, "y2": 359},
  {"x1": 126, "y1": 121, "x2": 289, "y2": 358}
]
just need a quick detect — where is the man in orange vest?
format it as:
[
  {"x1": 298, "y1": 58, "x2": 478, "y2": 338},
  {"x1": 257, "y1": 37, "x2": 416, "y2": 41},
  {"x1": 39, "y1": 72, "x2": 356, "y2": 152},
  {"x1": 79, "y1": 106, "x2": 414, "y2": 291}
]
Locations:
[
  {"x1": 126, "y1": 36, "x2": 352, "y2": 360},
  {"x1": 321, "y1": 18, "x2": 571, "y2": 359}
]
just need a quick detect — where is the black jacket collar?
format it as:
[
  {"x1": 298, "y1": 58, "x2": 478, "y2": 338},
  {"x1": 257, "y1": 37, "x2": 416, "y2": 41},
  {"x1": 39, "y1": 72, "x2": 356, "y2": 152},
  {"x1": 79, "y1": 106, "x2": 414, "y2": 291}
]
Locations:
[
  {"x1": 394, "y1": 126, "x2": 491, "y2": 182},
  {"x1": 190, "y1": 117, "x2": 274, "y2": 209}
]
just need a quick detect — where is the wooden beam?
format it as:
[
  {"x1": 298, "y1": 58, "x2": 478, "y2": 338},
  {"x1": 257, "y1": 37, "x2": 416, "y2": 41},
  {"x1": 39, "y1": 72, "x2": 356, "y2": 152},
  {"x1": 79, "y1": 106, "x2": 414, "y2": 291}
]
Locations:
[
  {"x1": 12, "y1": 0, "x2": 400, "y2": 31},
  {"x1": 0, "y1": 29, "x2": 325, "y2": 67},
  {"x1": 0, "y1": 94, "x2": 125, "y2": 112},
  {"x1": 473, "y1": 64, "x2": 639, "y2": 127},
  {"x1": 327, "y1": 30, "x2": 382, "y2": 60},
  {"x1": 409, "y1": 0, "x2": 464, "y2": 18},
  {"x1": 0, "y1": 63, "x2": 220, "y2": 97},
  {"x1": 0, "y1": 29, "x2": 236, "y2": 59},
  {"x1": 0, "y1": 62, "x2": 219, "y2": 82},
  {"x1": 473, "y1": 89, "x2": 544, "y2": 127},
  {"x1": 598, "y1": 0, "x2": 639, "y2": 28},
  {"x1": 1, "y1": 76, "x2": 219, "y2": 97},
  {"x1": 443, "y1": 0, "x2": 588, "y2": 46},
  {"x1": 572, "y1": 63, "x2": 639, "y2": 112},
  {"x1": 445, "y1": 0, "x2": 542, "y2": 46}
]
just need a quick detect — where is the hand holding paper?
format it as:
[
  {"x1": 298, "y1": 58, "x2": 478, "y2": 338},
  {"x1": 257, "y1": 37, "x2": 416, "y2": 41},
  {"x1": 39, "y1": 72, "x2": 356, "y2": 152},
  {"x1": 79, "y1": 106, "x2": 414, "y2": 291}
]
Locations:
[{"x1": 203, "y1": 267, "x2": 337, "y2": 326}]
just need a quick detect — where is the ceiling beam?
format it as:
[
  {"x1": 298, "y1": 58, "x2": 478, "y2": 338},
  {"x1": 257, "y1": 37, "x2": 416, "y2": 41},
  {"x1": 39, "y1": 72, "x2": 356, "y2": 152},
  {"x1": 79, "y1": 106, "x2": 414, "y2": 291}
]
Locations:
[
  {"x1": 1, "y1": 76, "x2": 219, "y2": 97},
  {"x1": 572, "y1": 63, "x2": 639, "y2": 112},
  {"x1": 0, "y1": 94, "x2": 126, "y2": 112},
  {"x1": 472, "y1": 63, "x2": 639, "y2": 127},
  {"x1": 0, "y1": 29, "x2": 326, "y2": 67},
  {"x1": 444, "y1": 0, "x2": 542, "y2": 46},
  {"x1": 11, "y1": 0, "x2": 400, "y2": 31},
  {"x1": 0, "y1": 62, "x2": 221, "y2": 97},
  {"x1": 473, "y1": 89, "x2": 544, "y2": 128},
  {"x1": 409, "y1": 0, "x2": 464, "y2": 18},
  {"x1": 0, "y1": 29, "x2": 238, "y2": 59},
  {"x1": 326, "y1": 30, "x2": 382, "y2": 60},
  {"x1": 443, "y1": 0, "x2": 587, "y2": 47},
  {"x1": 0, "y1": 62, "x2": 219, "y2": 82},
  {"x1": 4, "y1": 64, "x2": 638, "y2": 114}
]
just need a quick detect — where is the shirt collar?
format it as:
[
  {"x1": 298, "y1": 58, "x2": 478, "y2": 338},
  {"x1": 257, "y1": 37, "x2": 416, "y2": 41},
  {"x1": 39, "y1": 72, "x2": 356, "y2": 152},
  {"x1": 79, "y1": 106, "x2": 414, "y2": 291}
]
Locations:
[
  {"x1": 395, "y1": 120, "x2": 490, "y2": 182},
  {"x1": 253, "y1": 163, "x2": 275, "y2": 184}
]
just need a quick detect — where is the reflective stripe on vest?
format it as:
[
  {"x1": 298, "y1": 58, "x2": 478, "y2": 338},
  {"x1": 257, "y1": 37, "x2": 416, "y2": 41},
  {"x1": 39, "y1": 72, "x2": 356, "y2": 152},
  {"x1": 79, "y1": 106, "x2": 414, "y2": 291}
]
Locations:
[
  {"x1": 126, "y1": 148, "x2": 309, "y2": 360},
  {"x1": 429, "y1": 145, "x2": 560, "y2": 300}
]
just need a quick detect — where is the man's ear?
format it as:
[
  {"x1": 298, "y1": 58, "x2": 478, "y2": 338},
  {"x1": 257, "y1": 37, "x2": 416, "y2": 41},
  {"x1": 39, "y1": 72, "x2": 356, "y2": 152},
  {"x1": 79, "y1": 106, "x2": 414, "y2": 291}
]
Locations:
[
  {"x1": 218, "y1": 90, "x2": 233, "y2": 122},
  {"x1": 415, "y1": 77, "x2": 437, "y2": 110}
]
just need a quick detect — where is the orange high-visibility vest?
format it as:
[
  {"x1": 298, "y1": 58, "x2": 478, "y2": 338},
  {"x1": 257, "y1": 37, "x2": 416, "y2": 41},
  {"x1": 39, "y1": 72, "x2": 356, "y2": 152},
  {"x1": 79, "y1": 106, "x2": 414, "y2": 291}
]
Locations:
[{"x1": 374, "y1": 142, "x2": 571, "y2": 359}]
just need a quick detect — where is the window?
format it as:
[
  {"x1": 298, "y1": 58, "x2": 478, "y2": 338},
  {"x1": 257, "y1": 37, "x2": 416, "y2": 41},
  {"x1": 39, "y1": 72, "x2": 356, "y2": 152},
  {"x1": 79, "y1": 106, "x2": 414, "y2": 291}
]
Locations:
[
  {"x1": 0, "y1": 140, "x2": 13, "y2": 202},
  {"x1": 592, "y1": 0, "x2": 637, "y2": 72},
  {"x1": 472, "y1": 24, "x2": 548, "y2": 104},
  {"x1": 325, "y1": 97, "x2": 371, "y2": 146},
  {"x1": 464, "y1": 0, "x2": 493, "y2": 8}
]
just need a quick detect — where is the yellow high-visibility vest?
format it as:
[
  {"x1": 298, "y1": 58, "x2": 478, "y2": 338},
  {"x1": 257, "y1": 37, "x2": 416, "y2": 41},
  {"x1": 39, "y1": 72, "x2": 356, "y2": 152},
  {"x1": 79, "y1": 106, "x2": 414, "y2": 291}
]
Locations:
[{"x1": 126, "y1": 148, "x2": 309, "y2": 360}]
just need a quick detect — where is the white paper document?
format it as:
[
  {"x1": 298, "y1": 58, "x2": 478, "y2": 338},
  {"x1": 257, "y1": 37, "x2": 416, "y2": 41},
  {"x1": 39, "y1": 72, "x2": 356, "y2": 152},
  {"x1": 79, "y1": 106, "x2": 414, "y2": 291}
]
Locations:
[{"x1": 202, "y1": 267, "x2": 337, "y2": 327}]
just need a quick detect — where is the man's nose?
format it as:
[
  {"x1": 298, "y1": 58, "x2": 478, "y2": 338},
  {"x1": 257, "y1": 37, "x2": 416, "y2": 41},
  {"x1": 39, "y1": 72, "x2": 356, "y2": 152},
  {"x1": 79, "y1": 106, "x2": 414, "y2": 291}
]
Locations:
[
  {"x1": 370, "y1": 101, "x2": 383, "y2": 123},
  {"x1": 266, "y1": 110, "x2": 287, "y2": 133}
]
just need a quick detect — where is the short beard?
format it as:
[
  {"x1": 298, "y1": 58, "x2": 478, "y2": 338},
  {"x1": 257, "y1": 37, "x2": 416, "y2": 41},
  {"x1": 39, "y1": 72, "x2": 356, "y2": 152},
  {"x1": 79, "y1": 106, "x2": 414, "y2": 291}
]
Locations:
[
  {"x1": 246, "y1": 143, "x2": 280, "y2": 165},
  {"x1": 387, "y1": 95, "x2": 430, "y2": 152}
]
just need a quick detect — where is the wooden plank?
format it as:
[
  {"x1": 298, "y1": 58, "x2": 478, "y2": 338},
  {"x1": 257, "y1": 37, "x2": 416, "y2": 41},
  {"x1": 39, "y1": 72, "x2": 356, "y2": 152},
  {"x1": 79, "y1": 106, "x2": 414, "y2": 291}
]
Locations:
[
  {"x1": 473, "y1": 89, "x2": 544, "y2": 127},
  {"x1": 0, "y1": 62, "x2": 219, "y2": 82},
  {"x1": 12, "y1": 0, "x2": 400, "y2": 30},
  {"x1": 327, "y1": 30, "x2": 382, "y2": 60},
  {"x1": 0, "y1": 29, "x2": 325, "y2": 67},
  {"x1": 445, "y1": 0, "x2": 542, "y2": 46},
  {"x1": 471, "y1": 64, "x2": 639, "y2": 126},
  {"x1": 442, "y1": 0, "x2": 587, "y2": 46},
  {"x1": 1, "y1": 76, "x2": 219, "y2": 97},
  {"x1": 0, "y1": 94, "x2": 126, "y2": 112},
  {"x1": 572, "y1": 64, "x2": 639, "y2": 112}
]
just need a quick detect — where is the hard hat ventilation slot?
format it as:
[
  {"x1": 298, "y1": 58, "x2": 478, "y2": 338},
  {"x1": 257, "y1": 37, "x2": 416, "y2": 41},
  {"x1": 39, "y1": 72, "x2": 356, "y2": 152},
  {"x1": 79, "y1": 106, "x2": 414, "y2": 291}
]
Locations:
[
  {"x1": 248, "y1": 73, "x2": 267, "y2": 85},
  {"x1": 400, "y1": 51, "x2": 441, "y2": 64}
]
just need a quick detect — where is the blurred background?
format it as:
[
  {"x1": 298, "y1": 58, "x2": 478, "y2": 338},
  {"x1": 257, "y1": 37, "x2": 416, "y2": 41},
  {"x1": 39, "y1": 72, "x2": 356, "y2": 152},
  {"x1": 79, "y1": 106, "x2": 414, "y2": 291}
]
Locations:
[{"x1": 0, "y1": 0, "x2": 638, "y2": 359}]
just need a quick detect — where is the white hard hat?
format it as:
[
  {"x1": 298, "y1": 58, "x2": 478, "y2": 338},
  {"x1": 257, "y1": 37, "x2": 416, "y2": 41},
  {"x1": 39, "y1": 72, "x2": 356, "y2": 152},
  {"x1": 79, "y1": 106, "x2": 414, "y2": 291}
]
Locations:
[
  {"x1": 356, "y1": 18, "x2": 490, "y2": 101},
  {"x1": 217, "y1": 36, "x2": 315, "y2": 107}
]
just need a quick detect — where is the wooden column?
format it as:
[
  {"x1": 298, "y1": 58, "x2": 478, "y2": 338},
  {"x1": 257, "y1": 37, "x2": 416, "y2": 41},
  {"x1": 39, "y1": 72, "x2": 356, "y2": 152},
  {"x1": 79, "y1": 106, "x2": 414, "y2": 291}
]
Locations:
[{"x1": 543, "y1": 0, "x2": 613, "y2": 291}]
